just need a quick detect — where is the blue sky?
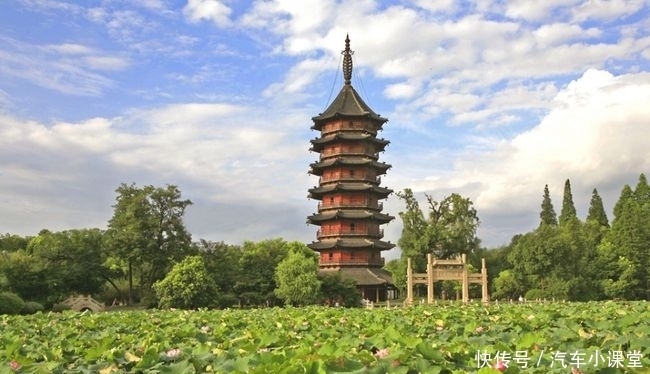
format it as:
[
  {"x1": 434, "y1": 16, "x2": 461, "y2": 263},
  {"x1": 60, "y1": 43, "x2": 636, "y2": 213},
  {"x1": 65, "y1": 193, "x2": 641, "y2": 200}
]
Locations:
[{"x1": 1, "y1": 0, "x2": 650, "y2": 257}]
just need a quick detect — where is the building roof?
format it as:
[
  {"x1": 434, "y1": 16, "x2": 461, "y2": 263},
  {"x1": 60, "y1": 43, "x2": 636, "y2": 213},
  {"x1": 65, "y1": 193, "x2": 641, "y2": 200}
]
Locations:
[
  {"x1": 308, "y1": 183, "x2": 393, "y2": 198},
  {"x1": 319, "y1": 267, "x2": 394, "y2": 286},
  {"x1": 311, "y1": 85, "x2": 388, "y2": 126},
  {"x1": 309, "y1": 133, "x2": 389, "y2": 152},
  {"x1": 307, "y1": 210, "x2": 394, "y2": 223},
  {"x1": 308, "y1": 238, "x2": 395, "y2": 251},
  {"x1": 309, "y1": 157, "x2": 391, "y2": 172},
  {"x1": 311, "y1": 36, "x2": 387, "y2": 128}
]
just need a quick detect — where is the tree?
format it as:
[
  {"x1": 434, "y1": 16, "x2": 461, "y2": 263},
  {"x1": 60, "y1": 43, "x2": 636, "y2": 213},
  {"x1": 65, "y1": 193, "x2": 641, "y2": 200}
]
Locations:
[
  {"x1": 396, "y1": 188, "x2": 480, "y2": 273},
  {"x1": 600, "y1": 175, "x2": 650, "y2": 299},
  {"x1": 235, "y1": 238, "x2": 290, "y2": 306},
  {"x1": 274, "y1": 249, "x2": 321, "y2": 306},
  {"x1": 0, "y1": 234, "x2": 30, "y2": 252},
  {"x1": 492, "y1": 270, "x2": 524, "y2": 301},
  {"x1": 105, "y1": 183, "x2": 193, "y2": 305},
  {"x1": 197, "y1": 240, "x2": 242, "y2": 307},
  {"x1": 2, "y1": 229, "x2": 109, "y2": 305},
  {"x1": 559, "y1": 179, "x2": 578, "y2": 226},
  {"x1": 586, "y1": 188, "x2": 609, "y2": 227},
  {"x1": 539, "y1": 184, "x2": 558, "y2": 226},
  {"x1": 318, "y1": 272, "x2": 362, "y2": 307},
  {"x1": 153, "y1": 255, "x2": 219, "y2": 309}
]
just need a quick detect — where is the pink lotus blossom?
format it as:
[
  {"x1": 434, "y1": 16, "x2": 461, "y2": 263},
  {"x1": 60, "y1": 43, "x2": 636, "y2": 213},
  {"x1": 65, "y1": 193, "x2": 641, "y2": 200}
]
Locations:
[
  {"x1": 165, "y1": 348, "x2": 181, "y2": 359},
  {"x1": 9, "y1": 361, "x2": 20, "y2": 371},
  {"x1": 374, "y1": 348, "x2": 390, "y2": 359}
]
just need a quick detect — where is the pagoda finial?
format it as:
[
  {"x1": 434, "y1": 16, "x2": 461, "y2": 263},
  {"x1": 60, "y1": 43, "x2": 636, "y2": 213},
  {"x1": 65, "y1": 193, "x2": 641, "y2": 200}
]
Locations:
[{"x1": 342, "y1": 34, "x2": 354, "y2": 85}]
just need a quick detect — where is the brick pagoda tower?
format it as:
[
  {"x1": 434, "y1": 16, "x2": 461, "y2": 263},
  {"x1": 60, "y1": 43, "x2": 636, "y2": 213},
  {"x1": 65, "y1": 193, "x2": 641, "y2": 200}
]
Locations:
[{"x1": 307, "y1": 35, "x2": 396, "y2": 302}]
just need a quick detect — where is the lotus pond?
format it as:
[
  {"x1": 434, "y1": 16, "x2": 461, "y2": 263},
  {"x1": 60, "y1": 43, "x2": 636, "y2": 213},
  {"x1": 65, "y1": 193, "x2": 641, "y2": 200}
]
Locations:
[{"x1": 1, "y1": 301, "x2": 649, "y2": 373}]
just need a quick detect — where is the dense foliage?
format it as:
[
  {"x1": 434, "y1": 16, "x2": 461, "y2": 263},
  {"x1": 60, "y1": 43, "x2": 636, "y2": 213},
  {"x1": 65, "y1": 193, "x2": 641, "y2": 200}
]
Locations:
[
  {"x1": 497, "y1": 175, "x2": 650, "y2": 301},
  {"x1": 1, "y1": 302, "x2": 648, "y2": 373},
  {"x1": 153, "y1": 255, "x2": 220, "y2": 309},
  {"x1": 2, "y1": 174, "x2": 649, "y2": 307}
]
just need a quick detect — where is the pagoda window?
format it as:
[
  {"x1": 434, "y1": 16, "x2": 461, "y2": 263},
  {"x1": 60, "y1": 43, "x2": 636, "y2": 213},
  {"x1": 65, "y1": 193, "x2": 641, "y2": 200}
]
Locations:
[
  {"x1": 328, "y1": 252, "x2": 333, "y2": 260},
  {"x1": 349, "y1": 169, "x2": 355, "y2": 177},
  {"x1": 350, "y1": 223, "x2": 356, "y2": 232}
]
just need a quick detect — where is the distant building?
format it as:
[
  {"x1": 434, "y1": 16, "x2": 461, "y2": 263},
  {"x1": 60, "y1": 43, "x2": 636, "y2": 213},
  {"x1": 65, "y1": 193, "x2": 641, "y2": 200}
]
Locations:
[{"x1": 307, "y1": 35, "x2": 397, "y2": 302}]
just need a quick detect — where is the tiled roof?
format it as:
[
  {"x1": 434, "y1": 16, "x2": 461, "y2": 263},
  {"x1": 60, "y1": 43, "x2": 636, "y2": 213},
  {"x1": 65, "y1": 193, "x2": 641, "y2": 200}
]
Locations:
[
  {"x1": 308, "y1": 238, "x2": 395, "y2": 251},
  {"x1": 319, "y1": 267, "x2": 394, "y2": 286},
  {"x1": 308, "y1": 183, "x2": 393, "y2": 198},
  {"x1": 312, "y1": 85, "x2": 387, "y2": 125},
  {"x1": 307, "y1": 210, "x2": 394, "y2": 223}
]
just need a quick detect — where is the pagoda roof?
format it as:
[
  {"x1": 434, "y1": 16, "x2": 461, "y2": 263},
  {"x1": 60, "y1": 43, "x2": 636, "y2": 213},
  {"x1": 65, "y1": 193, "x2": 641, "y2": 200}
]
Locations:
[
  {"x1": 319, "y1": 267, "x2": 394, "y2": 286},
  {"x1": 308, "y1": 238, "x2": 395, "y2": 251},
  {"x1": 312, "y1": 85, "x2": 387, "y2": 126},
  {"x1": 307, "y1": 210, "x2": 394, "y2": 223},
  {"x1": 310, "y1": 157, "x2": 391, "y2": 172},
  {"x1": 311, "y1": 36, "x2": 387, "y2": 128},
  {"x1": 308, "y1": 183, "x2": 393, "y2": 198},
  {"x1": 310, "y1": 133, "x2": 389, "y2": 151}
]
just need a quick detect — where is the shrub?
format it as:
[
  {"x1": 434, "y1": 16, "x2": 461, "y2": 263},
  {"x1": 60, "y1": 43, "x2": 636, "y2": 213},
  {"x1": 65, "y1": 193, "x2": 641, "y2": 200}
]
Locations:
[
  {"x1": 524, "y1": 289, "x2": 545, "y2": 300},
  {"x1": 0, "y1": 292, "x2": 26, "y2": 315},
  {"x1": 153, "y1": 255, "x2": 219, "y2": 309},
  {"x1": 21, "y1": 301, "x2": 45, "y2": 314}
]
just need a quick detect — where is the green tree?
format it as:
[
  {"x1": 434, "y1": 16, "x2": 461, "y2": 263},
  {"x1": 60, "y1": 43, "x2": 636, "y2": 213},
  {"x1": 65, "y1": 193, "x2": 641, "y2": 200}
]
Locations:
[
  {"x1": 384, "y1": 258, "x2": 407, "y2": 291},
  {"x1": 2, "y1": 229, "x2": 109, "y2": 305},
  {"x1": 559, "y1": 179, "x2": 578, "y2": 226},
  {"x1": 235, "y1": 238, "x2": 290, "y2": 306},
  {"x1": 396, "y1": 188, "x2": 480, "y2": 272},
  {"x1": 274, "y1": 249, "x2": 321, "y2": 306},
  {"x1": 197, "y1": 240, "x2": 242, "y2": 307},
  {"x1": 586, "y1": 188, "x2": 609, "y2": 227},
  {"x1": 492, "y1": 269, "x2": 524, "y2": 301},
  {"x1": 0, "y1": 234, "x2": 30, "y2": 252},
  {"x1": 601, "y1": 175, "x2": 650, "y2": 299},
  {"x1": 153, "y1": 255, "x2": 219, "y2": 309},
  {"x1": 539, "y1": 184, "x2": 558, "y2": 226},
  {"x1": 105, "y1": 183, "x2": 193, "y2": 305},
  {"x1": 318, "y1": 272, "x2": 362, "y2": 307}
]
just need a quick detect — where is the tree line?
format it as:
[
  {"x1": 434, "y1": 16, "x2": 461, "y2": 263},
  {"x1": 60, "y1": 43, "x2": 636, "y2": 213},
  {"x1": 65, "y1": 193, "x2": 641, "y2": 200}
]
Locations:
[
  {"x1": 0, "y1": 183, "x2": 359, "y2": 311},
  {"x1": 1, "y1": 174, "x2": 648, "y2": 311},
  {"x1": 387, "y1": 174, "x2": 649, "y2": 302}
]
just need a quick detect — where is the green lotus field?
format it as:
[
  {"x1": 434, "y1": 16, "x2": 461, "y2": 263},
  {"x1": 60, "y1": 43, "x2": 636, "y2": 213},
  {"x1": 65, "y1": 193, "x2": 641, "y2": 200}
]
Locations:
[{"x1": 1, "y1": 301, "x2": 649, "y2": 373}]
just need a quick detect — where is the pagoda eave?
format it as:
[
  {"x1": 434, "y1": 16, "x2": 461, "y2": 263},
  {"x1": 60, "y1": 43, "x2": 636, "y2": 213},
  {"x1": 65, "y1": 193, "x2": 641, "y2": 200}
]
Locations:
[
  {"x1": 309, "y1": 158, "x2": 391, "y2": 172},
  {"x1": 308, "y1": 183, "x2": 393, "y2": 199},
  {"x1": 310, "y1": 134, "x2": 389, "y2": 152},
  {"x1": 307, "y1": 210, "x2": 394, "y2": 223},
  {"x1": 308, "y1": 238, "x2": 395, "y2": 251}
]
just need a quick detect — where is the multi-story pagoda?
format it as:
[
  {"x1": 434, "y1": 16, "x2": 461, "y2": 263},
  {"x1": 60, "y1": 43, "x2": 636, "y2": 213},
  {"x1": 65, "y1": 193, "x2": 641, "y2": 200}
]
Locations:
[{"x1": 307, "y1": 35, "x2": 396, "y2": 302}]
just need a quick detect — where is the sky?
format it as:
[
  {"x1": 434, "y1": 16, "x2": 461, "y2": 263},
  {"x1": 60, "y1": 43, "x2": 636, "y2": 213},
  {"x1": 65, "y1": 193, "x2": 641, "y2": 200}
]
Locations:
[{"x1": 1, "y1": 0, "x2": 650, "y2": 259}]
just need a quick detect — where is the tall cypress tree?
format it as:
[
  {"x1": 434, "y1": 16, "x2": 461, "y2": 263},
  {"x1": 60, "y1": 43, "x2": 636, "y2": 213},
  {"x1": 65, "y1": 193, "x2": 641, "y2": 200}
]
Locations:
[
  {"x1": 539, "y1": 184, "x2": 558, "y2": 227},
  {"x1": 586, "y1": 188, "x2": 609, "y2": 227},
  {"x1": 559, "y1": 179, "x2": 578, "y2": 226}
]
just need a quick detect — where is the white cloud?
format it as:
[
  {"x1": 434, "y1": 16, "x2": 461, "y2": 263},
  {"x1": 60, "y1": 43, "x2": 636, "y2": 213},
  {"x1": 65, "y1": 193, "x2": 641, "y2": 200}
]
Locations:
[
  {"x1": 505, "y1": 0, "x2": 581, "y2": 21},
  {"x1": 439, "y1": 69, "x2": 650, "y2": 244},
  {"x1": 183, "y1": 0, "x2": 233, "y2": 27},
  {"x1": 0, "y1": 38, "x2": 129, "y2": 95},
  {"x1": 571, "y1": 0, "x2": 647, "y2": 22}
]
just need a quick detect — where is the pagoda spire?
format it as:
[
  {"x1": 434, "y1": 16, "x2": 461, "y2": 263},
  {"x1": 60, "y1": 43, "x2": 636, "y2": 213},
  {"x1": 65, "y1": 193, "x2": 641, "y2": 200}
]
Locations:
[{"x1": 342, "y1": 34, "x2": 354, "y2": 85}]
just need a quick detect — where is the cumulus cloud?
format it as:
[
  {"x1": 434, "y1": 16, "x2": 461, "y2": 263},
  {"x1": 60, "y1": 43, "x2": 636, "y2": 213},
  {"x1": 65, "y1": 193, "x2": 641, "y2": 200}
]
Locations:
[
  {"x1": 414, "y1": 69, "x2": 650, "y2": 245},
  {"x1": 183, "y1": 0, "x2": 233, "y2": 27}
]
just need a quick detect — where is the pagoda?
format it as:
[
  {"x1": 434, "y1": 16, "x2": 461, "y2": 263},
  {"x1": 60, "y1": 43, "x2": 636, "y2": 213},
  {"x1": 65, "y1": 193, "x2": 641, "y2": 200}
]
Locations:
[{"x1": 307, "y1": 35, "x2": 396, "y2": 302}]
